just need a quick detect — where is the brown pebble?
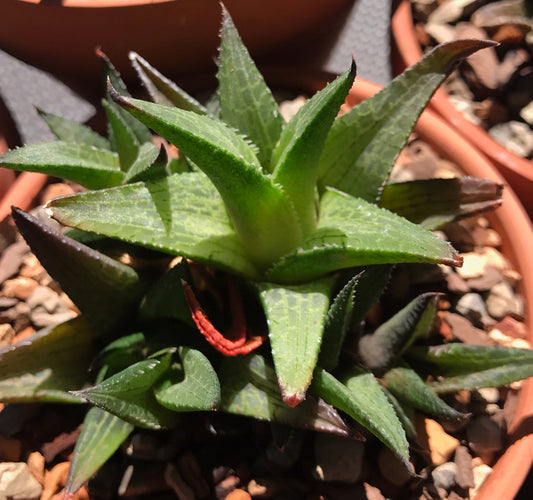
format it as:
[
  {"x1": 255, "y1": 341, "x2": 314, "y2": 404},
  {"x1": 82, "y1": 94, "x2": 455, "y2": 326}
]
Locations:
[
  {"x1": 0, "y1": 323, "x2": 15, "y2": 347},
  {"x1": 11, "y1": 325, "x2": 36, "y2": 343},
  {"x1": 41, "y1": 461, "x2": 70, "y2": 500},
  {"x1": 225, "y1": 489, "x2": 252, "y2": 500},
  {"x1": 2, "y1": 276, "x2": 39, "y2": 300},
  {"x1": 419, "y1": 418, "x2": 460, "y2": 466},
  {"x1": 40, "y1": 182, "x2": 76, "y2": 205},
  {"x1": 27, "y1": 451, "x2": 45, "y2": 485},
  {"x1": 454, "y1": 445, "x2": 474, "y2": 489}
]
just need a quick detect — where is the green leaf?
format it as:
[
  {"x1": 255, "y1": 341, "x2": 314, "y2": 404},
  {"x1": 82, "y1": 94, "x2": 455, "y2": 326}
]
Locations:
[
  {"x1": 318, "y1": 39, "x2": 497, "y2": 202},
  {"x1": 379, "y1": 178, "x2": 504, "y2": 230},
  {"x1": 258, "y1": 278, "x2": 334, "y2": 406},
  {"x1": 154, "y1": 347, "x2": 220, "y2": 411},
  {"x1": 319, "y1": 272, "x2": 361, "y2": 371},
  {"x1": 48, "y1": 173, "x2": 259, "y2": 279},
  {"x1": 130, "y1": 52, "x2": 208, "y2": 115},
  {"x1": 313, "y1": 367, "x2": 412, "y2": 470},
  {"x1": 0, "y1": 317, "x2": 95, "y2": 403},
  {"x1": 37, "y1": 109, "x2": 111, "y2": 150},
  {"x1": 359, "y1": 293, "x2": 440, "y2": 372},
  {"x1": 218, "y1": 6, "x2": 284, "y2": 167},
  {"x1": 382, "y1": 363, "x2": 466, "y2": 421},
  {"x1": 266, "y1": 188, "x2": 461, "y2": 282},
  {"x1": 0, "y1": 142, "x2": 124, "y2": 190},
  {"x1": 381, "y1": 387, "x2": 417, "y2": 439},
  {"x1": 73, "y1": 355, "x2": 177, "y2": 430},
  {"x1": 123, "y1": 142, "x2": 166, "y2": 183},
  {"x1": 12, "y1": 207, "x2": 145, "y2": 336},
  {"x1": 271, "y1": 64, "x2": 356, "y2": 235},
  {"x1": 94, "y1": 333, "x2": 147, "y2": 377},
  {"x1": 219, "y1": 354, "x2": 352, "y2": 436},
  {"x1": 109, "y1": 89, "x2": 302, "y2": 268},
  {"x1": 102, "y1": 99, "x2": 140, "y2": 171},
  {"x1": 66, "y1": 407, "x2": 133, "y2": 494},
  {"x1": 407, "y1": 344, "x2": 533, "y2": 392}
]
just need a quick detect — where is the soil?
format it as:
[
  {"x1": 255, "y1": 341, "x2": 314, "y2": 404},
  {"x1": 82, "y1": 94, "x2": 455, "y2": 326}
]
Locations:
[{"x1": 409, "y1": 0, "x2": 533, "y2": 159}]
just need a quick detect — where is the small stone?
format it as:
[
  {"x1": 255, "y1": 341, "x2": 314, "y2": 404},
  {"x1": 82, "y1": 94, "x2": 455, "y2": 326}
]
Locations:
[
  {"x1": 467, "y1": 415, "x2": 504, "y2": 455},
  {"x1": 0, "y1": 241, "x2": 30, "y2": 284},
  {"x1": 225, "y1": 490, "x2": 251, "y2": 500},
  {"x1": 456, "y1": 24, "x2": 499, "y2": 94},
  {"x1": 0, "y1": 462, "x2": 43, "y2": 500},
  {"x1": 363, "y1": 482, "x2": 386, "y2": 500},
  {"x1": 423, "y1": 418, "x2": 460, "y2": 466},
  {"x1": 178, "y1": 452, "x2": 210, "y2": 499},
  {"x1": 428, "y1": 0, "x2": 479, "y2": 24},
  {"x1": 313, "y1": 433, "x2": 364, "y2": 483},
  {"x1": 431, "y1": 462, "x2": 457, "y2": 490},
  {"x1": 118, "y1": 462, "x2": 171, "y2": 497},
  {"x1": 469, "y1": 464, "x2": 492, "y2": 497},
  {"x1": 19, "y1": 254, "x2": 46, "y2": 281},
  {"x1": 466, "y1": 266, "x2": 503, "y2": 291},
  {"x1": 477, "y1": 387, "x2": 500, "y2": 404},
  {"x1": 216, "y1": 475, "x2": 240, "y2": 499},
  {"x1": 444, "y1": 269, "x2": 470, "y2": 294},
  {"x1": 486, "y1": 281, "x2": 524, "y2": 319},
  {"x1": 489, "y1": 121, "x2": 533, "y2": 158},
  {"x1": 0, "y1": 323, "x2": 15, "y2": 347},
  {"x1": 455, "y1": 292, "x2": 490, "y2": 328},
  {"x1": 27, "y1": 452, "x2": 45, "y2": 485},
  {"x1": 456, "y1": 252, "x2": 487, "y2": 279},
  {"x1": 247, "y1": 478, "x2": 281, "y2": 498},
  {"x1": 454, "y1": 445, "x2": 474, "y2": 489},
  {"x1": 39, "y1": 182, "x2": 76, "y2": 205},
  {"x1": 377, "y1": 448, "x2": 413, "y2": 487},
  {"x1": 2, "y1": 277, "x2": 39, "y2": 300},
  {"x1": 442, "y1": 311, "x2": 490, "y2": 345}
]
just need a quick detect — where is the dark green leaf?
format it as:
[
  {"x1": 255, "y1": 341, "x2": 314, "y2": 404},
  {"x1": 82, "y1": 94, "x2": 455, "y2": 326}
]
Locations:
[
  {"x1": 73, "y1": 355, "x2": 177, "y2": 429},
  {"x1": 98, "y1": 49, "x2": 153, "y2": 145},
  {"x1": 154, "y1": 347, "x2": 220, "y2": 411},
  {"x1": 383, "y1": 363, "x2": 466, "y2": 421},
  {"x1": 407, "y1": 344, "x2": 533, "y2": 392},
  {"x1": 218, "y1": 6, "x2": 284, "y2": 166},
  {"x1": 219, "y1": 354, "x2": 353, "y2": 437},
  {"x1": 139, "y1": 259, "x2": 193, "y2": 324},
  {"x1": 313, "y1": 367, "x2": 412, "y2": 470},
  {"x1": 0, "y1": 142, "x2": 124, "y2": 189},
  {"x1": 12, "y1": 207, "x2": 145, "y2": 335},
  {"x1": 0, "y1": 317, "x2": 95, "y2": 403},
  {"x1": 130, "y1": 52, "x2": 208, "y2": 115},
  {"x1": 319, "y1": 272, "x2": 361, "y2": 371},
  {"x1": 318, "y1": 39, "x2": 497, "y2": 202},
  {"x1": 66, "y1": 407, "x2": 133, "y2": 494},
  {"x1": 359, "y1": 293, "x2": 440, "y2": 372},
  {"x1": 258, "y1": 278, "x2": 335, "y2": 406},
  {"x1": 379, "y1": 178, "x2": 503, "y2": 230}
]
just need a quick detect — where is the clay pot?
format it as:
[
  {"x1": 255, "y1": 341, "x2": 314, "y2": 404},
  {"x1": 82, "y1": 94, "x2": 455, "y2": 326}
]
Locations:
[
  {"x1": 0, "y1": 0, "x2": 353, "y2": 89},
  {"x1": 390, "y1": 0, "x2": 533, "y2": 220}
]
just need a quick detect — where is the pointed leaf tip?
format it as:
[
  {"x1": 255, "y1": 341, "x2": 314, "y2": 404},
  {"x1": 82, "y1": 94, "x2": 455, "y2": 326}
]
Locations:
[{"x1": 283, "y1": 392, "x2": 305, "y2": 408}]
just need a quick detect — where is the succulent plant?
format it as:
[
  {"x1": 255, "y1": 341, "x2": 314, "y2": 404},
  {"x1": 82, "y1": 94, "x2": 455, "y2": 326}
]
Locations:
[{"x1": 1, "y1": 7, "x2": 533, "y2": 494}]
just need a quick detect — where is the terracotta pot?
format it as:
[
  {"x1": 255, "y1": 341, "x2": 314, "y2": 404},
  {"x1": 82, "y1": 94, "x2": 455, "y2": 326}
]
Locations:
[
  {"x1": 0, "y1": 0, "x2": 354, "y2": 89},
  {"x1": 390, "y1": 0, "x2": 533, "y2": 221}
]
